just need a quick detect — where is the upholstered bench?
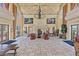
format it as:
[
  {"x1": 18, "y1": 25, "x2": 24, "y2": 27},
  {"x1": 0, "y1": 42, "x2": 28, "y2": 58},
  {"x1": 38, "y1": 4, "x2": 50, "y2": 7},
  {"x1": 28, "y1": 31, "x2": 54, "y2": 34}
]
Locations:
[
  {"x1": 10, "y1": 44, "x2": 19, "y2": 56},
  {"x1": 0, "y1": 44, "x2": 10, "y2": 56},
  {"x1": 0, "y1": 40, "x2": 19, "y2": 56}
]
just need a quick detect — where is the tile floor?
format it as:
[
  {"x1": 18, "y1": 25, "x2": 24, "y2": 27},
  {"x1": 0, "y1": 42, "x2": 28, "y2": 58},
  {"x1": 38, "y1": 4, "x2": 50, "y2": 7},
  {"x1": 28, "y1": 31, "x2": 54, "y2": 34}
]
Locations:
[{"x1": 6, "y1": 36, "x2": 75, "y2": 56}]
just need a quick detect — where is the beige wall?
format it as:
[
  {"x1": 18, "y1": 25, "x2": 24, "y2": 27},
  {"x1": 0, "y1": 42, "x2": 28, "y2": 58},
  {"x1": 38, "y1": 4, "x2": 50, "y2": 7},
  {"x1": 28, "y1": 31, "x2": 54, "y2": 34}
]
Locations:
[
  {"x1": 56, "y1": 10, "x2": 63, "y2": 32},
  {"x1": 23, "y1": 15, "x2": 57, "y2": 34}
]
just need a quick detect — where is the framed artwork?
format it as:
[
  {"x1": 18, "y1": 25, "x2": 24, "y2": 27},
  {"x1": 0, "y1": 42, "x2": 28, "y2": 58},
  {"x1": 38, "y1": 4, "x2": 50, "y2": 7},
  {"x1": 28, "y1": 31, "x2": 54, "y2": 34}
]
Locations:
[
  {"x1": 24, "y1": 18, "x2": 33, "y2": 24},
  {"x1": 47, "y1": 18, "x2": 55, "y2": 24}
]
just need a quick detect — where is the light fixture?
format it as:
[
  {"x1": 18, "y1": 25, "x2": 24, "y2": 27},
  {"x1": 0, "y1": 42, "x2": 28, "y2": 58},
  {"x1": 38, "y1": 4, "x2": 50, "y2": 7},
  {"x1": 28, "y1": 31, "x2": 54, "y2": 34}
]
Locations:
[
  {"x1": 34, "y1": 4, "x2": 45, "y2": 19},
  {"x1": 38, "y1": 5, "x2": 41, "y2": 19}
]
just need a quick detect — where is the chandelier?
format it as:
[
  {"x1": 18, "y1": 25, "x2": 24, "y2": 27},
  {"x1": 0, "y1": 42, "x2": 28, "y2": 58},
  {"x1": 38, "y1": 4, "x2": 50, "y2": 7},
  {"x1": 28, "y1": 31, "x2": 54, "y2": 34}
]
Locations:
[
  {"x1": 38, "y1": 5, "x2": 41, "y2": 19},
  {"x1": 34, "y1": 4, "x2": 45, "y2": 19}
]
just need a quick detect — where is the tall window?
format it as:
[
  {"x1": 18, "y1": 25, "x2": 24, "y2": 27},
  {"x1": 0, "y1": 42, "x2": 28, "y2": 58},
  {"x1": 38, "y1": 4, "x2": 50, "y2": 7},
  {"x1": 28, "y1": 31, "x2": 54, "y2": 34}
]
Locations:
[
  {"x1": 0, "y1": 3, "x2": 9, "y2": 10},
  {"x1": 0, "y1": 3, "x2": 3, "y2": 8},
  {"x1": 70, "y1": 3, "x2": 76, "y2": 10},
  {"x1": 0, "y1": 25, "x2": 2, "y2": 42},
  {"x1": 16, "y1": 25, "x2": 20, "y2": 37},
  {"x1": 70, "y1": 3, "x2": 79, "y2": 10},
  {"x1": 4, "y1": 3, "x2": 9, "y2": 10},
  {"x1": 77, "y1": 3, "x2": 79, "y2": 7},
  {"x1": 0, "y1": 24, "x2": 9, "y2": 42}
]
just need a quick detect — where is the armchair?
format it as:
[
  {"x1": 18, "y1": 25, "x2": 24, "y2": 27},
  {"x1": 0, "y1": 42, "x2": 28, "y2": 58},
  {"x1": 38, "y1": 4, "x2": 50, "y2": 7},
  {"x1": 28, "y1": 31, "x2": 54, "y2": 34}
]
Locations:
[
  {"x1": 43, "y1": 33, "x2": 49, "y2": 40},
  {"x1": 29, "y1": 33, "x2": 36, "y2": 40}
]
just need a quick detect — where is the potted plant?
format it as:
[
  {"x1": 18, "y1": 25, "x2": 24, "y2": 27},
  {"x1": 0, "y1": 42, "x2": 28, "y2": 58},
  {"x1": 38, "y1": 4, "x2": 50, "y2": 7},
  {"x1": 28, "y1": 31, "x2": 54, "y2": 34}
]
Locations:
[{"x1": 61, "y1": 24, "x2": 67, "y2": 39}]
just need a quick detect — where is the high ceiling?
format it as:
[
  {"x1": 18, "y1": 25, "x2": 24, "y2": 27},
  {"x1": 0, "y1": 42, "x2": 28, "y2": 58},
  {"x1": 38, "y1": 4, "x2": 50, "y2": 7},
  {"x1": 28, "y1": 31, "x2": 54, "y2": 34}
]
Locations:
[{"x1": 19, "y1": 3, "x2": 63, "y2": 15}]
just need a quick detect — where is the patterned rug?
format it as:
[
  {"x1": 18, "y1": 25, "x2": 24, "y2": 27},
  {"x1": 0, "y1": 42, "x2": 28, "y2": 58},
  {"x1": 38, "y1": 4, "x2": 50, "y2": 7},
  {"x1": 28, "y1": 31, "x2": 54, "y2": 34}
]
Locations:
[{"x1": 5, "y1": 36, "x2": 75, "y2": 56}]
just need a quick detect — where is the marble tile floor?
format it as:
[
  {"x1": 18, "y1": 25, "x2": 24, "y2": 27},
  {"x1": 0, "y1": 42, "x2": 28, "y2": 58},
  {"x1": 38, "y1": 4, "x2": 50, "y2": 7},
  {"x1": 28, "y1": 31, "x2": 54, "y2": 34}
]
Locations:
[{"x1": 5, "y1": 36, "x2": 75, "y2": 56}]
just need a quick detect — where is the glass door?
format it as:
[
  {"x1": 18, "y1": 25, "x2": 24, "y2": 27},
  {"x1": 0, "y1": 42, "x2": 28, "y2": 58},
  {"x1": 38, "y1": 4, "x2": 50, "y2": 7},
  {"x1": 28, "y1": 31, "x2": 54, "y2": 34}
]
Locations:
[
  {"x1": 16, "y1": 25, "x2": 20, "y2": 37},
  {"x1": 71, "y1": 25, "x2": 77, "y2": 42},
  {"x1": 0, "y1": 24, "x2": 9, "y2": 42},
  {"x1": 0, "y1": 25, "x2": 2, "y2": 42},
  {"x1": 77, "y1": 25, "x2": 79, "y2": 35},
  {"x1": 3, "y1": 25, "x2": 9, "y2": 41},
  {"x1": 24, "y1": 27, "x2": 27, "y2": 34}
]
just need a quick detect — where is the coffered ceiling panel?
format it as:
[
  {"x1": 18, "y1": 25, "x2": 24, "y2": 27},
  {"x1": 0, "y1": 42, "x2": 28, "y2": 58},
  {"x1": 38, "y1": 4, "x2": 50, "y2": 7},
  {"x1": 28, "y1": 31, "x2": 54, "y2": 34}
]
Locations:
[{"x1": 19, "y1": 3, "x2": 63, "y2": 15}]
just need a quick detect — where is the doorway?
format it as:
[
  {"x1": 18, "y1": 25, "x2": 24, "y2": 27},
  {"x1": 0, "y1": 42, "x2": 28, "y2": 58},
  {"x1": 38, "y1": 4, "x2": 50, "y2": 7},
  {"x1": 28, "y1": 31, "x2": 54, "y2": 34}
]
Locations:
[
  {"x1": 37, "y1": 29, "x2": 42, "y2": 38},
  {"x1": 71, "y1": 25, "x2": 79, "y2": 42}
]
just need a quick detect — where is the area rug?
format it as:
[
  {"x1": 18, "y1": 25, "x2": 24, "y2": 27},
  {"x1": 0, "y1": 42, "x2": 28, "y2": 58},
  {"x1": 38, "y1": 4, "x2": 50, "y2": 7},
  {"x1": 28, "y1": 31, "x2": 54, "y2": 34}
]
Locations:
[{"x1": 64, "y1": 40, "x2": 74, "y2": 46}]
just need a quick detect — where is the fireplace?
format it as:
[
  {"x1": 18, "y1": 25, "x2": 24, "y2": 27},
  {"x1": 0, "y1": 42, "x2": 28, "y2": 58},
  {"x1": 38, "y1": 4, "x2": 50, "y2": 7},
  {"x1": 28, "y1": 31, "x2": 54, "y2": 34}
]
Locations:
[{"x1": 37, "y1": 29, "x2": 42, "y2": 38}]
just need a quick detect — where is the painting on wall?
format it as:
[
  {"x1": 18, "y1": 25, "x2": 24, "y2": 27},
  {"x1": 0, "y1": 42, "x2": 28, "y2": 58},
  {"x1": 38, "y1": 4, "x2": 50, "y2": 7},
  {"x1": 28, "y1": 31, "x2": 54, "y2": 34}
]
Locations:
[
  {"x1": 47, "y1": 18, "x2": 55, "y2": 24},
  {"x1": 24, "y1": 18, "x2": 33, "y2": 24}
]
